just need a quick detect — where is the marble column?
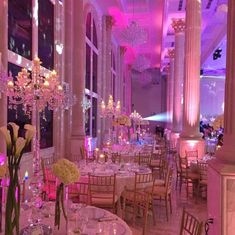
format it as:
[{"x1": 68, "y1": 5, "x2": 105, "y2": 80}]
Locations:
[
  {"x1": 0, "y1": 0, "x2": 7, "y2": 153},
  {"x1": 64, "y1": 0, "x2": 85, "y2": 161},
  {"x1": 168, "y1": 48, "x2": 178, "y2": 145},
  {"x1": 178, "y1": 1, "x2": 205, "y2": 159},
  {"x1": 125, "y1": 64, "x2": 132, "y2": 115},
  {"x1": 101, "y1": 15, "x2": 114, "y2": 143},
  {"x1": 119, "y1": 46, "x2": 126, "y2": 110},
  {"x1": 167, "y1": 50, "x2": 175, "y2": 131},
  {"x1": 103, "y1": 15, "x2": 114, "y2": 101},
  {"x1": 208, "y1": 2, "x2": 235, "y2": 234},
  {"x1": 53, "y1": 0, "x2": 65, "y2": 159},
  {"x1": 172, "y1": 19, "x2": 185, "y2": 134}
]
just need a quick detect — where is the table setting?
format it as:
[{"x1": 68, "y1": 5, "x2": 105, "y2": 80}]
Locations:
[
  {"x1": 17, "y1": 202, "x2": 132, "y2": 235},
  {"x1": 79, "y1": 161, "x2": 151, "y2": 198}
]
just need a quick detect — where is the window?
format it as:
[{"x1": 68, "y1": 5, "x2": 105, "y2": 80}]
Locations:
[
  {"x1": 8, "y1": 0, "x2": 32, "y2": 60},
  {"x1": 8, "y1": 0, "x2": 54, "y2": 150},
  {"x1": 111, "y1": 50, "x2": 116, "y2": 101},
  {"x1": 38, "y1": 0, "x2": 54, "y2": 70},
  {"x1": 85, "y1": 12, "x2": 98, "y2": 138},
  {"x1": 7, "y1": 63, "x2": 32, "y2": 152}
]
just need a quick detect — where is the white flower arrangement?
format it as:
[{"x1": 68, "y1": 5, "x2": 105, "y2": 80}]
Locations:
[{"x1": 52, "y1": 158, "x2": 80, "y2": 185}]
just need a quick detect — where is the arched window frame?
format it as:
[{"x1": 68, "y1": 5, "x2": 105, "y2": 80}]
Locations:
[
  {"x1": 7, "y1": 0, "x2": 55, "y2": 151},
  {"x1": 85, "y1": 12, "x2": 99, "y2": 138}
]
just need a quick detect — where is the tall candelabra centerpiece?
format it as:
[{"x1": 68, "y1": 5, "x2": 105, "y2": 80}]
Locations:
[
  {"x1": 1, "y1": 57, "x2": 73, "y2": 175},
  {"x1": 100, "y1": 95, "x2": 121, "y2": 143},
  {"x1": 130, "y1": 110, "x2": 142, "y2": 141}
]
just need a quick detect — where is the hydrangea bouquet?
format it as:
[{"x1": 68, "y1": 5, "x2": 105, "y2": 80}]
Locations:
[{"x1": 52, "y1": 158, "x2": 80, "y2": 229}]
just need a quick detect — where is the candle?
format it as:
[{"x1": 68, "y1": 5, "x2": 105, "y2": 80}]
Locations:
[{"x1": 24, "y1": 171, "x2": 29, "y2": 181}]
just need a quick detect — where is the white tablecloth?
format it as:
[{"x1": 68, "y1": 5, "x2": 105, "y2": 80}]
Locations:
[
  {"x1": 80, "y1": 162, "x2": 151, "y2": 198},
  {"x1": 13, "y1": 204, "x2": 132, "y2": 235}
]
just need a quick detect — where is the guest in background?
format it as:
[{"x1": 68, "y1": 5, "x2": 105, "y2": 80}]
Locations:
[{"x1": 217, "y1": 134, "x2": 224, "y2": 147}]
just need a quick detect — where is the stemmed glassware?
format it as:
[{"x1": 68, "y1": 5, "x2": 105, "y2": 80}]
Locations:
[{"x1": 28, "y1": 175, "x2": 43, "y2": 226}]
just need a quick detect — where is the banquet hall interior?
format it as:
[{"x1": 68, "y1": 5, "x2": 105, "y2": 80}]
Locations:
[{"x1": 0, "y1": 0, "x2": 234, "y2": 234}]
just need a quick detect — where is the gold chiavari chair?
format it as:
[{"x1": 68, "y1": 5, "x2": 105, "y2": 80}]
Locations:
[
  {"x1": 179, "y1": 208, "x2": 203, "y2": 235},
  {"x1": 179, "y1": 157, "x2": 200, "y2": 197},
  {"x1": 68, "y1": 181, "x2": 90, "y2": 204},
  {"x1": 139, "y1": 153, "x2": 152, "y2": 166},
  {"x1": 185, "y1": 150, "x2": 198, "y2": 162},
  {"x1": 111, "y1": 152, "x2": 121, "y2": 164},
  {"x1": 88, "y1": 174, "x2": 118, "y2": 213},
  {"x1": 122, "y1": 172, "x2": 155, "y2": 224},
  {"x1": 174, "y1": 153, "x2": 181, "y2": 189},
  {"x1": 145, "y1": 168, "x2": 173, "y2": 221},
  {"x1": 197, "y1": 162, "x2": 208, "y2": 199}
]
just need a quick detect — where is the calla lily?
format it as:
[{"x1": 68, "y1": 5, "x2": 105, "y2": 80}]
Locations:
[
  {"x1": 24, "y1": 124, "x2": 36, "y2": 146},
  {"x1": 0, "y1": 126, "x2": 12, "y2": 151},
  {"x1": 15, "y1": 137, "x2": 26, "y2": 158},
  {"x1": 8, "y1": 122, "x2": 19, "y2": 143}
]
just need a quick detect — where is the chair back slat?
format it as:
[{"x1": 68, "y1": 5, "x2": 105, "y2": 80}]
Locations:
[
  {"x1": 68, "y1": 181, "x2": 89, "y2": 204},
  {"x1": 139, "y1": 153, "x2": 152, "y2": 166},
  {"x1": 88, "y1": 174, "x2": 116, "y2": 202},
  {"x1": 180, "y1": 209, "x2": 203, "y2": 235},
  {"x1": 198, "y1": 162, "x2": 208, "y2": 181},
  {"x1": 185, "y1": 150, "x2": 198, "y2": 162}
]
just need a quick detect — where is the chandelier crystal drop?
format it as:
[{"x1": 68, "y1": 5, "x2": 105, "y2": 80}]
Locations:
[{"x1": 120, "y1": 21, "x2": 148, "y2": 46}]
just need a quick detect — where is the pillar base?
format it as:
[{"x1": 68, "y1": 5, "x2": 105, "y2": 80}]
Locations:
[
  {"x1": 208, "y1": 159, "x2": 235, "y2": 235},
  {"x1": 178, "y1": 137, "x2": 205, "y2": 160},
  {"x1": 69, "y1": 135, "x2": 85, "y2": 161},
  {"x1": 215, "y1": 137, "x2": 235, "y2": 164}
]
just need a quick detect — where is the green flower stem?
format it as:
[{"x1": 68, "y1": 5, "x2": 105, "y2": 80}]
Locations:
[
  {"x1": 54, "y1": 183, "x2": 68, "y2": 230},
  {"x1": 5, "y1": 155, "x2": 20, "y2": 235}
]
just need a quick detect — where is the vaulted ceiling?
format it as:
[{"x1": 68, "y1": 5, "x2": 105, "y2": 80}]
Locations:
[{"x1": 96, "y1": 0, "x2": 228, "y2": 75}]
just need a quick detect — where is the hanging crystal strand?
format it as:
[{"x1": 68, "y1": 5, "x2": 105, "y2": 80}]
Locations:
[{"x1": 32, "y1": 58, "x2": 41, "y2": 176}]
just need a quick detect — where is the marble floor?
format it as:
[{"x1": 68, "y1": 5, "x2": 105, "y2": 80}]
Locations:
[{"x1": 127, "y1": 166, "x2": 208, "y2": 234}]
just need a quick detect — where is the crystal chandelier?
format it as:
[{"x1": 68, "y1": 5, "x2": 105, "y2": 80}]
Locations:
[
  {"x1": 130, "y1": 110, "x2": 142, "y2": 123},
  {"x1": 0, "y1": 57, "x2": 76, "y2": 175},
  {"x1": 101, "y1": 95, "x2": 121, "y2": 118},
  {"x1": 120, "y1": 21, "x2": 148, "y2": 46},
  {"x1": 132, "y1": 56, "x2": 150, "y2": 72},
  {"x1": 4, "y1": 57, "x2": 71, "y2": 116}
]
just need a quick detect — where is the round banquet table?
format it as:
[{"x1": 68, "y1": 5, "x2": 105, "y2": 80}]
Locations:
[
  {"x1": 16, "y1": 203, "x2": 132, "y2": 235},
  {"x1": 79, "y1": 162, "x2": 152, "y2": 198}
]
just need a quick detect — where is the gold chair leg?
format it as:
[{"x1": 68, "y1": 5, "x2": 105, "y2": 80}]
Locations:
[
  {"x1": 151, "y1": 200, "x2": 156, "y2": 225},
  {"x1": 169, "y1": 194, "x2": 172, "y2": 214},
  {"x1": 165, "y1": 196, "x2": 169, "y2": 221}
]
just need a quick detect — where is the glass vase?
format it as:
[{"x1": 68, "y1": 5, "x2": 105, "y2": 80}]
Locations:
[{"x1": 5, "y1": 165, "x2": 20, "y2": 235}]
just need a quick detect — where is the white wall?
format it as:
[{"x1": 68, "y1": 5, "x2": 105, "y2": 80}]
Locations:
[
  {"x1": 200, "y1": 77, "x2": 225, "y2": 117},
  {"x1": 131, "y1": 68, "x2": 166, "y2": 127}
]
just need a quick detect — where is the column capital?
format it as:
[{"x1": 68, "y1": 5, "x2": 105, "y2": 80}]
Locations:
[
  {"x1": 105, "y1": 15, "x2": 115, "y2": 30},
  {"x1": 171, "y1": 18, "x2": 186, "y2": 33},
  {"x1": 163, "y1": 64, "x2": 170, "y2": 74},
  {"x1": 120, "y1": 46, "x2": 127, "y2": 55},
  {"x1": 168, "y1": 48, "x2": 175, "y2": 59}
]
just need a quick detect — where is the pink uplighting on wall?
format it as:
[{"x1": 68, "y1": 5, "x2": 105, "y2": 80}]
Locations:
[
  {"x1": 187, "y1": 140, "x2": 198, "y2": 148},
  {"x1": 108, "y1": 7, "x2": 127, "y2": 27}
]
